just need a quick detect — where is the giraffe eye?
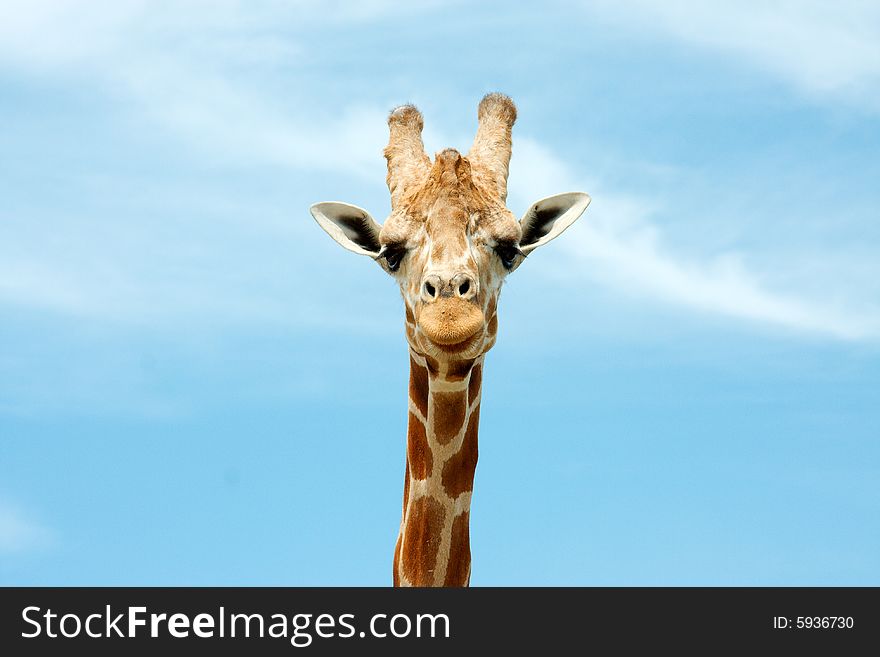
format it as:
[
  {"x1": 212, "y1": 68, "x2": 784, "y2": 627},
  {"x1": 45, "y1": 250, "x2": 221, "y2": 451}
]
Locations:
[
  {"x1": 380, "y1": 244, "x2": 407, "y2": 272},
  {"x1": 494, "y1": 243, "x2": 522, "y2": 270}
]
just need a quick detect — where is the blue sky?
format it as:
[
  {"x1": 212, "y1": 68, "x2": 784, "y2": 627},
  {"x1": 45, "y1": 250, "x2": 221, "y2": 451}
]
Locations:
[{"x1": 1, "y1": 1, "x2": 878, "y2": 585}]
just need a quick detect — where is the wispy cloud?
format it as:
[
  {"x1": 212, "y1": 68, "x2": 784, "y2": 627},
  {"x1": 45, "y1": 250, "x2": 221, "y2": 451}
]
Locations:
[
  {"x1": 1, "y1": 1, "x2": 878, "y2": 343},
  {"x1": 583, "y1": 0, "x2": 880, "y2": 106},
  {"x1": 0, "y1": 1, "x2": 400, "y2": 327},
  {"x1": 0, "y1": 501, "x2": 52, "y2": 553},
  {"x1": 0, "y1": 1, "x2": 395, "y2": 177},
  {"x1": 509, "y1": 138, "x2": 880, "y2": 340}
]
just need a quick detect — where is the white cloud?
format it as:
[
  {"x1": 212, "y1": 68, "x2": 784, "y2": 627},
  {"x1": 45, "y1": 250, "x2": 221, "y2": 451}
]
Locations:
[
  {"x1": 0, "y1": 1, "x2": 397, "y2": 178},
  {"x1": 0, "y1": 1, "x2": 398, "y2": 327},
  {"x1": 0, "y1": 502, "x2": 52, "y2": 553},
  {"x1": 1, "y1": 1, "x2": 878, "y2": 342},
  {"x1": 583, "y1": 0, "x2": 880, "y2": 104},
  {"x1": 509, "y1": 137, "x2": 880, "y2": 340}
]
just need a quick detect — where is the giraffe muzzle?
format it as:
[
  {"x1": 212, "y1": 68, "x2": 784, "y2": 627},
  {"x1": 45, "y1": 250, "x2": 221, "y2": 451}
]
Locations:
[{"x1": 418, "y1": 297, "x2": 484, "y2": 346}]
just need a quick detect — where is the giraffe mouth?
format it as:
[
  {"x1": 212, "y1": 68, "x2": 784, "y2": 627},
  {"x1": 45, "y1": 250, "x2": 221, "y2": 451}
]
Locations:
[{"x1": 418, "y1": 297, "x2": 484, "y2": 348}]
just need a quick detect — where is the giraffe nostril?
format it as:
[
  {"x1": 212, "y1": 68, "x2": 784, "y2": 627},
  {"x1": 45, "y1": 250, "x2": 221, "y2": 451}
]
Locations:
[
  {"x1": 424, "y1": 281, "x2": 436, "y2": 298},
  {"x1": 458, "y1": 279, "x2": 470, "y2": 296}
]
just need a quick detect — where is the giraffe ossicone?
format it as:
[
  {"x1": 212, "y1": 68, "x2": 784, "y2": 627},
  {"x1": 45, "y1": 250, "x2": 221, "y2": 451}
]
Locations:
[{"x1": 311, "y1": 93, "x2": 590, "y2": 586}]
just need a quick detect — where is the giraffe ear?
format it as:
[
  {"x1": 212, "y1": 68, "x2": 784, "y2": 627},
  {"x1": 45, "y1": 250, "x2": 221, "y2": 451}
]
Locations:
[
  {"x1": 518, "y1": 192, "x2": 591, "y2": 255},
  {"x1": 310, "y1": 202, "x2": 383, "y2": 257}
]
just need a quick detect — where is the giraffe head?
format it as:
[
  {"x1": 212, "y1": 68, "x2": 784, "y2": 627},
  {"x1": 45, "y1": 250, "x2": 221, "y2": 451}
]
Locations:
[{"x1": 311, "y1": 94, "x2": 590, "y2": 363}]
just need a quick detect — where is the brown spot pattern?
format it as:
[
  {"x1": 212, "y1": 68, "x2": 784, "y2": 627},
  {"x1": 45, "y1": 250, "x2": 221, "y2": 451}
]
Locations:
[
  {"x1": 442, "y1": 405, "x2": 479, "y2": 499},
  {"x1": 405, "y1": 303, "x2": 415, "y2": 324},
  {"x1": 485, "y1": 294, "x2": 497, "y2": 319},
  {"x1": 443, "y1": 512, "x2": 471, "y2": 586},
  {"x1": 431, "y1": 240, "x2": 445, "y2": 261},
  {"x1": 402, "y1": 460, "x2": 410, "y2": 514},
  {"x1": 407, "y1": 412, "x2": 432, "y2": 479},
  {"x1": 467, "y1": 363, "x2": 482, "y2": 406},
  {"x1": 446, "y1": 358, "x2": 475, "y2": 382},
  {"x1": 425, "y1": 355, "x2": 440, "y2": 377},
  {"x1": 487, "y1": 313, "x2": 498, "y2": 337},
  {"x1": 432, "y1": 391, "x2": 467, "y2": 444},
  {"x1": 409, "y1": 357, "x2": 429, "y2": 418},
  {"x1": 402, "y1": 496, "x2": 445, "y2": 585},
  {"x1": 393, "y1": 535, "x2": 402, "y2": 587}
]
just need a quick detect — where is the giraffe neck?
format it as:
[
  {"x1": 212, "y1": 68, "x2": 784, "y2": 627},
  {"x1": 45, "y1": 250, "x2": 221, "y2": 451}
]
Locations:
[{"x1": 393, "y1": 350, "x2": 483, "y2": 586}]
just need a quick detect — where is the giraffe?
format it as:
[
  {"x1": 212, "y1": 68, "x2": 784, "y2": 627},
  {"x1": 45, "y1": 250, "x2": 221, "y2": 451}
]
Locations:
[{"x1": 311, "y1": 93, "x2": 590, "y2": 586}]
